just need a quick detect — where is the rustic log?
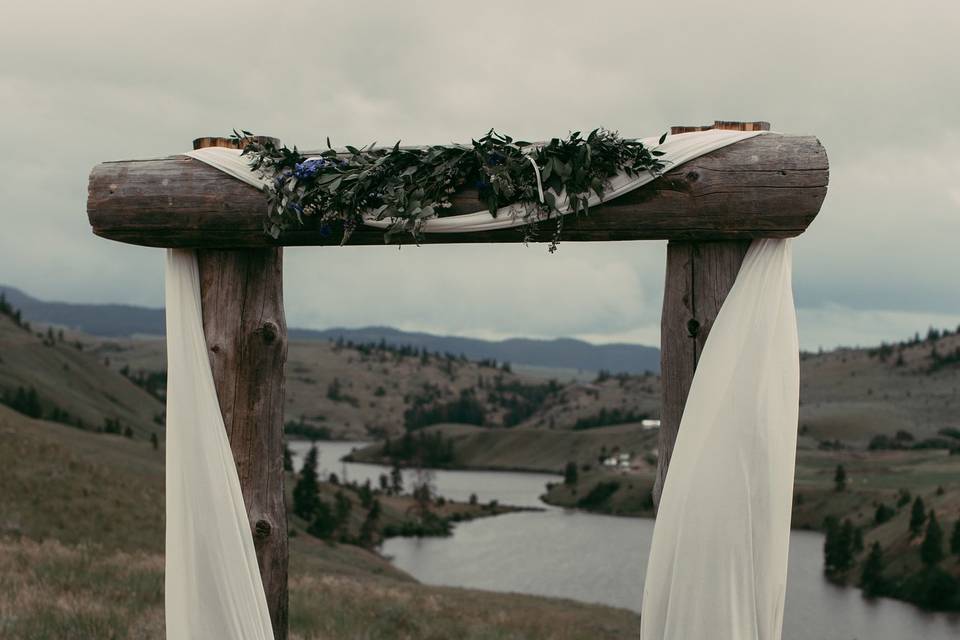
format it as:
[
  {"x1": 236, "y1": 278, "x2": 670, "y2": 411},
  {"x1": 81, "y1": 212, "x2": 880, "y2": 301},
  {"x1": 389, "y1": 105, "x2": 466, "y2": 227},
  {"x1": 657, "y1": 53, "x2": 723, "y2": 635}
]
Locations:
[
  {"x1": 87, "y1": 133, "x2": 828, "y2": 248},
  {"x1": 653, "y1": 240, "x2": 750, "y2": 508},
  {"x1": 198, "y1": 245, "x2": 289, "y2": 635}
]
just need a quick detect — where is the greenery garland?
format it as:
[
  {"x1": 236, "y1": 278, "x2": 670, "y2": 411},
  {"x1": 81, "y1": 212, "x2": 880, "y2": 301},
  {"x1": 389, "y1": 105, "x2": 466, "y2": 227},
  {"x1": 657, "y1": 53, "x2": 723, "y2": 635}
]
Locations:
[{"x1": 235, "y1": 128, "x2": 667, "y2": 250}]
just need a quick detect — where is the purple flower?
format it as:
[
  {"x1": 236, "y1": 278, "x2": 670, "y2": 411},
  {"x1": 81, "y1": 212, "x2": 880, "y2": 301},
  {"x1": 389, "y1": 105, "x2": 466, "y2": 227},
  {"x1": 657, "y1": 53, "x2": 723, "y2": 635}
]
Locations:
[{"x1": 293, "y1": 158, "x2": 326, "y2": 180}]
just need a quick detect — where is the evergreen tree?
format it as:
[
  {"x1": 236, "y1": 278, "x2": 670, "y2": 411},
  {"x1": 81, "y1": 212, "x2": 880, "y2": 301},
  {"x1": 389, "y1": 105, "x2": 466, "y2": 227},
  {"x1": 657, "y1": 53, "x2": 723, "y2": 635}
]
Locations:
[
  {"x1": 283, "y1": 444, "x2": 293, "y2": 472},
  {"x1": 823, "y1": 516, "x2": 855, "y2": 573},
  {"x1": 564, "y1": 461, "x2": 579, "y2": 486},
  {"x1": 358, "y1": 481, "x2": 374, "y2": 509},
  {"x1": 358, "y1": 499, "x2": 381, "y2": 547},
  {"x1": 334, "y1": 490, "x2": 352, "y2": 529},
  {"x1": 861, "y1": 542, "x2": 886, "y2": 597},
  {"x1": 853, "y1": 526, "x2": 865, "y2": 553},
  {"x1": 834, "y1": 464, "x2": 847, "y2": 492},
  {"x1": 874, "y1": 503, "x2": 895, "y2": 524},
  {"x1": 951, "y1": 520, "x2": 960, "y2": 558},
  {"x1": 306, "y1": 500, "x2": 337, "y2": 540},
  {"x1": 910, "y1": 497, "x2": 927, "y2": 537},
  {"x1": 390, "y1": 462, "x2": 403, "y2": 495},
  {"x1": 921, "y1": 510, "x2": 944, "y2": 567},
  {"x1": 292, "y1": 445, "x2": 321, "y2": 520}
]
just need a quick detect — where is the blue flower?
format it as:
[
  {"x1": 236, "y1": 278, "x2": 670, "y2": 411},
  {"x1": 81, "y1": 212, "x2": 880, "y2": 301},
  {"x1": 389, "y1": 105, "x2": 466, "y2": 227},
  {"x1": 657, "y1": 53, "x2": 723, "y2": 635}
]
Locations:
[
  {"x1": 287, "y1": 202, "x2": 304, "y2": 215},
  {"x1": 293, "y1": 158, "x2": 326, "y2": 180},
  {"x1": 486, "y1": 152, "x2": 504, "y2": 166},
  {"x1": 319, "y1": 223, "x2": 332, "y2": 237}
]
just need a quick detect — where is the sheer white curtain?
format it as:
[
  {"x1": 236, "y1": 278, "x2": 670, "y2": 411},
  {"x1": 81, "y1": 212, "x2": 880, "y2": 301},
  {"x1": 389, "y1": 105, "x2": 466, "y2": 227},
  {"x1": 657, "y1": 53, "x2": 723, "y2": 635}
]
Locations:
[
  {"x1": 165, "y1": 249, "x2": 275, "y2": 640},
  {"x1": 641, "y1": 238, "x2": 799, "y2": 640}
]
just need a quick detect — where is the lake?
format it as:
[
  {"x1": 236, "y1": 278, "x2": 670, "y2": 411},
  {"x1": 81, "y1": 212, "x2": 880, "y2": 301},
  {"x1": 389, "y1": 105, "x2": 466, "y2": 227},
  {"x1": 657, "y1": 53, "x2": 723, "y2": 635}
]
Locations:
[{"x1": 291, "y1": 440, "x2": 960, "y2": 640}]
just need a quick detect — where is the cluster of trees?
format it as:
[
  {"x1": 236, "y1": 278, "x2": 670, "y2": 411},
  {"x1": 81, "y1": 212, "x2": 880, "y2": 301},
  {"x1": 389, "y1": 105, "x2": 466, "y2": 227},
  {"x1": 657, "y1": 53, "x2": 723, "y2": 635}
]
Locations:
[
  {"x1": 404, "y1": 389, "x2": 486, "y2": 430},
  {"x1": 284, "y1": 417, "x2": 332, "y2": 441},
  {"x1": 0, "y1": 293, "x2": 30, "y2": 332},
  {"x1": 119, "y1": 366, "x2": 167, "y2": 401},
  {"x1": 325, "y1": 377, "x2": 359, "y2": 407},
  {"x1": 333, "y1": 336, "x2": 483, "y2": 375},
  {"x1": 869, "y1": 429, "x2": 960, "y2": 453},
  {"x1": 866, "y1": 324, "x2": 960, "y2": 373},
  {"x1": 291, "y1": 445, "x2": 382, "y2": 547},
  {"x1": 2, "y1": 385, "x2": 42, "y2": 418},
  {"x1": 382, "y1": 430, "x2": 456, "y2": 468},
  {"x1": 488, "y1": 378, "x2": 561, "y2": 427},
  {"x1": 573, "y1": 408, "x2": 649, "y2": 431},
  {"x1": 576, "y1": 481, "x2": 621, "y2": 509},
  {"x1": 0, "y1": 385, "x2": 114, "y2": 434},
  {"x1": 825, "y1": 491, "x2": 960, "y2": 611}
]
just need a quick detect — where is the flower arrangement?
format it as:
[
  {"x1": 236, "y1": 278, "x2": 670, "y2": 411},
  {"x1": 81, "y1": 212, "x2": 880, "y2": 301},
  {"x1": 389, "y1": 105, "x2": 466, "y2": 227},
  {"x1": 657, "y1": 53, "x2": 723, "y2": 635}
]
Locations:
[{"x1": 235, "y1": 128, "x2": 667, "y2": 250}]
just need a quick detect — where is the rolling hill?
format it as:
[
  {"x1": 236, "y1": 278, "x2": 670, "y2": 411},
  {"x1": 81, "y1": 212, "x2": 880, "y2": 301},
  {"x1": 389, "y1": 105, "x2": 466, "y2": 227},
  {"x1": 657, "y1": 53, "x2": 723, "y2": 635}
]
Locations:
[
  {"x1": 0, "y1": 284, "x2": 661, "y2": 374},
  {"x1": 0, "y1": 312, "x2": 163, "y2": 438}
]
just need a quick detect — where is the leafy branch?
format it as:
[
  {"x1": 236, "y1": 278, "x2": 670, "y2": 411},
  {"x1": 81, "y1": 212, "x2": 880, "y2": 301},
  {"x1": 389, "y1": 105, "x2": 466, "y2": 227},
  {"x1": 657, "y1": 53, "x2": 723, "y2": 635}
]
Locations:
[{"x1": 234, "y1": 128, "x2": 666, "y2": 250}]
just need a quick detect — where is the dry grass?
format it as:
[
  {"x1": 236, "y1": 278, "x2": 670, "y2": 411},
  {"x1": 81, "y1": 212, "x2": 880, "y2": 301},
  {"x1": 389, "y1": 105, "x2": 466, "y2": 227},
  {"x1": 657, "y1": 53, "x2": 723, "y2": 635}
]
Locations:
[{"x1": 0, "y1": 402, "x2": 639, "y2": 639}]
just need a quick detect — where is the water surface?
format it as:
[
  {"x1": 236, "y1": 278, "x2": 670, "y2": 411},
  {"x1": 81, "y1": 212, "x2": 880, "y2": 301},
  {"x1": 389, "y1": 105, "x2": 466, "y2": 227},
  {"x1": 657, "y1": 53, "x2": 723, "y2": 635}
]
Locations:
[{"x1": 292, "y1": 440, "x2": 960, "y2": 640}]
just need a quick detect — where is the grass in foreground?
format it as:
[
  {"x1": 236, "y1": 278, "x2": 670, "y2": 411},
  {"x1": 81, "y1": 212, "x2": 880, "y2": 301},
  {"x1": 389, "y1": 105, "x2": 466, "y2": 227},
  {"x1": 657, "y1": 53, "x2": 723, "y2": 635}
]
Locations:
[{"x1": 0, "y1": 405, "x2": 640, "y2": 639}]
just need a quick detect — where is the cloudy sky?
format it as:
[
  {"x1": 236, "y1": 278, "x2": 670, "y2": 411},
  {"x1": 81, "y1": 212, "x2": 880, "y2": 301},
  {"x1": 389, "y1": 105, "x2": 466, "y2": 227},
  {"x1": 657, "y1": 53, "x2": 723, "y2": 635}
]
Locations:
[{"x1": 1, "y1": 1, "x2": 958, "y2": 351}]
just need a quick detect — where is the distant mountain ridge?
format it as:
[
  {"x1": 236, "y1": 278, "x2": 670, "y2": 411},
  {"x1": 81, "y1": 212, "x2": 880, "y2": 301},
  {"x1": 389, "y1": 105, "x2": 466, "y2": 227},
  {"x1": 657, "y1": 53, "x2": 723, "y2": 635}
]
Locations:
[{"x1": 0, "y1": 285, "x2": 660, "y2": 374}]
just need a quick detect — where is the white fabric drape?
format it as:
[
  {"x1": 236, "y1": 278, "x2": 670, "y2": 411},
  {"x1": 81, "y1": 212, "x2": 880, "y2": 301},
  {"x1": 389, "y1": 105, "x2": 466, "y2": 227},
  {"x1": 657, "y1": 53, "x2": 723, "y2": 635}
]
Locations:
[
  {"x1": 640, "y1": 238, "x2": 799, "y2": 640},
  {"x1": 165, "y1": 249, "x2": 275, "y2": 640},
  {"x1": 184, "y1": 129, "x2": 764, "y2": 234}
]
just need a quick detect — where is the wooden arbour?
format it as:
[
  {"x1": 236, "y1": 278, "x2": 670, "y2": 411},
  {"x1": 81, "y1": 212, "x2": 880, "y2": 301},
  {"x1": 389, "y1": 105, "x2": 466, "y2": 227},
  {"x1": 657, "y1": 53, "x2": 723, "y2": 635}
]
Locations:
[{"x1": 86, "y1": 120, "x2": 828, "y2": 639}]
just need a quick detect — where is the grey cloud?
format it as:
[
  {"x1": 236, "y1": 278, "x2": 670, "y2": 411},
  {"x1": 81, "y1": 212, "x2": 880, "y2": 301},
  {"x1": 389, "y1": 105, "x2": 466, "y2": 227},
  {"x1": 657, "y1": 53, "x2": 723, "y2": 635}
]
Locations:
[{"x1": 1, "y1": 0, "x2": 958, "y2": 351}]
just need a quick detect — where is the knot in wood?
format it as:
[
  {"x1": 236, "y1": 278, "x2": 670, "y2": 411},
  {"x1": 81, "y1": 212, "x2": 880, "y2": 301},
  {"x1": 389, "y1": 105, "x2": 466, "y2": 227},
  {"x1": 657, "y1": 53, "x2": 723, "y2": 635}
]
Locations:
[
  {"x1": 685, "y1": 170, "x2": 699, "y2": 182},
  {"x1": 254, "y1": 519, "x2": 272, "y2": 540},
  {"x1": 687, "y1": 318, "x2": 701, "y2": 338},
  {"x1": 260, "y1": 321, "x2": 279, "y2": 344}
]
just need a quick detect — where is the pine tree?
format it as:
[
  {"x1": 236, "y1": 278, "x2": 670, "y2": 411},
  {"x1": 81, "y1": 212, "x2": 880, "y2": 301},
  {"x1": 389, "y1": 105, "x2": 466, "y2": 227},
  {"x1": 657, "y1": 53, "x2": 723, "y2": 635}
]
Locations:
[
  {"x1": 564, "y1": 461, "x2": 579, "y2": 485},
  {"x1": 951, "y1": 520, "x2": 960, "y2": 558},
  {"x1": 306, "y1": 500, "x2": 337, "y2": 540},
  {"x1": 910, "y1": 497, "x2": 927, "y2": 537},
  {"x1": 283, "y1": 444, "x2": 293, "y2": 472},
  {"x1": 358, "y1": 499, "x2": 381, "y2": 547},
  {"x1": 834, "y1": 464, "x2": 847, "y2": 492},
  {"x1": 292, "y1": 445, "x2": 321, "y2": 520},
  {"x1": 390, "y1": 462, "x2": 403, "y2": 495},
  {"x1": 861, "y1": 542, "x2": 886, "y2": 597},
  {"x1": 334, "y1": 490, "x2": 352, "y2": 529},
  {"x1": 921, "y1": 510, "x2": 944, "y2": 567}
]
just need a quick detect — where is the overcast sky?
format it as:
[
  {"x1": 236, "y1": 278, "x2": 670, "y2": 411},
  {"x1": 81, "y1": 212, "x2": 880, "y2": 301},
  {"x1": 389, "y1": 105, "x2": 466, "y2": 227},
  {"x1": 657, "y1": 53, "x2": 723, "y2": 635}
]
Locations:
[{"x1": 2, "y1": 1, "x2": 958, "y2": 351}]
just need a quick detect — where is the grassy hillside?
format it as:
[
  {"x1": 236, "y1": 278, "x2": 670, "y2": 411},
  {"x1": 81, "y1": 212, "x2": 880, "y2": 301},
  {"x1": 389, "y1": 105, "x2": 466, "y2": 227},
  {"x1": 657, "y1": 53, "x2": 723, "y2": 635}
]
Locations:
[
  {"x1": 0, "y1": 313, "x2": 163, "y2": 438},
  {"x1": 0, "y1": 405, "x2": 639, "y2": 639}
]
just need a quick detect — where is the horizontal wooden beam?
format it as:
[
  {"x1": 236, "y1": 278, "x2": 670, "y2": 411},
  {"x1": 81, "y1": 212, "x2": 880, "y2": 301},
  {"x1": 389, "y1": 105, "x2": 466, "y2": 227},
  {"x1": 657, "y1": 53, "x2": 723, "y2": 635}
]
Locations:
[{"x1": 87, "y1": 134, "x2": 828, "y2": 248}]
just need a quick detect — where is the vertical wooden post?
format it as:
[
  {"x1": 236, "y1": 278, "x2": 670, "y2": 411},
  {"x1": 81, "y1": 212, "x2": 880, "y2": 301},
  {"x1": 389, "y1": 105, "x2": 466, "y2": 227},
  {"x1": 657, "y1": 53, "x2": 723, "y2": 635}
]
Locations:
[
  {"x1": 654, "y1": 240, "x2": 750, "y2": 508},
  {"x1": 194, "y1": 139, "x2": 288, "y2": 640}
]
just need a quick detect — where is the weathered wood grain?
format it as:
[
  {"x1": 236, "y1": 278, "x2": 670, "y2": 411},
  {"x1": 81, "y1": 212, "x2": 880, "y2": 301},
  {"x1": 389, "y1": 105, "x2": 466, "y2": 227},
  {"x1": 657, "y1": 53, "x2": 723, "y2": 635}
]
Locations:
[
  {"x1": 87, "y1": 134, "x2": 828, "y2": 248},
  {"x1": 198, "y1": 248, "x2": 288, "y2": 639},
  {"x1": 653, "y1": 240, "x2": 750, "y2": 509}
]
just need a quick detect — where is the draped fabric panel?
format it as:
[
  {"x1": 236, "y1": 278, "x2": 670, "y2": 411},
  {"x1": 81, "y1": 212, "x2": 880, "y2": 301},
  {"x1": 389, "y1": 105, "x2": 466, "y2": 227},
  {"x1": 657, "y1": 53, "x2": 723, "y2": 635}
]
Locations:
[
  {"x1": 165, "y1": 134, "x2": 799, "y2": 640},
  {"x1": 184, "y1": 129, "x2": 764, "y2": 234},
  {"x1": 640, "y1": 238, "x2": 799, "y2": 640},
  {"x1": 165, "y1": 249, "x2": 275, "y2": 640}
]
